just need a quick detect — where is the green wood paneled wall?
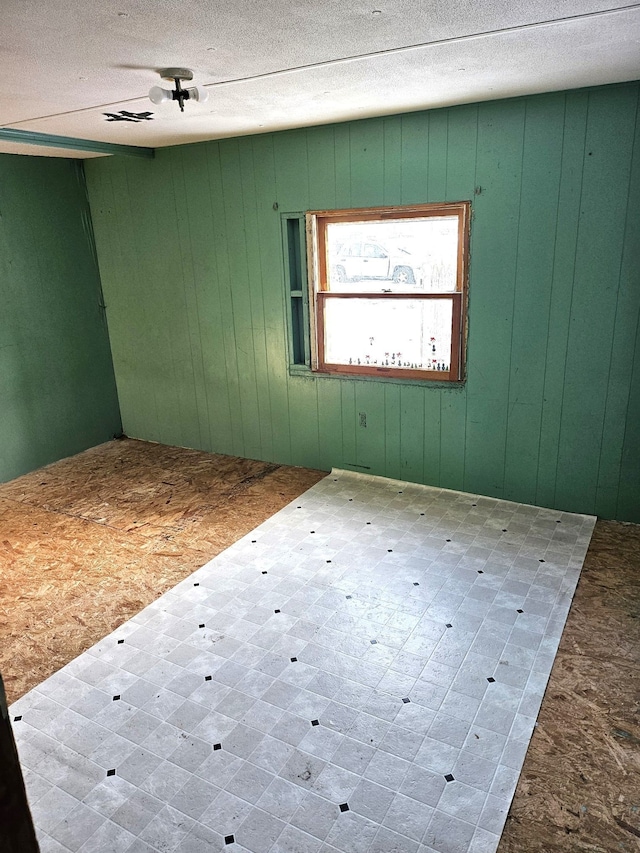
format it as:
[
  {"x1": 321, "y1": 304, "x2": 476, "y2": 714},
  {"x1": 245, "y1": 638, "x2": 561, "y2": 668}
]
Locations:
[
  {"x1": 85, "y1": 83, "x2": 640, "y2": 522},
  {"x1": 0, "y1": 155, "x2": 121, "y2": 482}
]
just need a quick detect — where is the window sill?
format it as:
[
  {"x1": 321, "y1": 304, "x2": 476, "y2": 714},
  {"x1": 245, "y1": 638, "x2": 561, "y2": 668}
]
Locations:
[{"x1": 288, "y1": 364, "x2": 465, "y2": 388}]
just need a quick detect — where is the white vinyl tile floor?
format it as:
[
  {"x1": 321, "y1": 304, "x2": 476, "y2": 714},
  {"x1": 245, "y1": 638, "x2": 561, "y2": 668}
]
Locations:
[{"x1": 10, "y1": 469, "x2": 596, "y2": 853}]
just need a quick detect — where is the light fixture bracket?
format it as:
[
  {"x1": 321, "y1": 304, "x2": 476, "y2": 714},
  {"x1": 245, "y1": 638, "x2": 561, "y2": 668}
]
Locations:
[
  {"x1": 158, "y1": 68, "x2": 194, "y2": 83},
  {"x1": 150, "y1": 68, "x2": 207, "y2": 112}
]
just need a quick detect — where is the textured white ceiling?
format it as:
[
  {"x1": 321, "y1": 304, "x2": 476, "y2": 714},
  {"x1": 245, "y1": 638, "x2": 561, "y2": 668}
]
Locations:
[{"x1": 1, "y1": 0, "x2": 639, "y2": 157}]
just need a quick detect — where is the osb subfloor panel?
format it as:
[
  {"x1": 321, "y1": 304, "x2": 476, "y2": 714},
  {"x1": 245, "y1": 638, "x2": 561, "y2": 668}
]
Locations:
[
  {"x1": 0, "y1": 439, "x2": 325, "y2": 704},
  {"x1": 0, "y1": 439, "x2": 638, "y2": 852},
  {"x1": 499, "y1": 519, "x2": 640, "y2": 853}
]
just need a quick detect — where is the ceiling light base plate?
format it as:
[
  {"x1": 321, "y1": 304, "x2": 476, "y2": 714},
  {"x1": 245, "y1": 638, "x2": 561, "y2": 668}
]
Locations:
[{"x1": 158, "y1": 67, "x2": 193, "y2": 82}]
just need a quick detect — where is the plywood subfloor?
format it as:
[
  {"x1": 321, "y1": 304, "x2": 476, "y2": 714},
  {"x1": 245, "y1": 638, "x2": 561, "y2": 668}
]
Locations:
[
  {"x1": 0, "y1": 438, "x2": 638, "y2": 851},
  {"x1": 0, "y1": 439, "x2": 325, "y2": 704},
  {"x1": 500, "y1": 519, "x2": 640, "y2": 853}
]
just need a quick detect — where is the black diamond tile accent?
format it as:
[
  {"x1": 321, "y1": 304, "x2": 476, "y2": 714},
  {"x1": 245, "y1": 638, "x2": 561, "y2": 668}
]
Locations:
[
  {"x1": 214, "y1": 743, "x2": 222, "y2": 751},
  {"x1": 445, "y1": 624, "x2": 453, "y2": 629},
  {"x1": 311, "y1": 719, "x2": 320, "y2": 726},
  {"x1": 387, "y1": 549, "x2": 393, "y2": 553},
  {"x1": 556, "y1": 520, "x2": 562, "y2": 523},
  {"x1": 205, "y1": 676, "x2": 212, "y2": 682},
  {"x1": 445, "y1": 773, "x2": 455, "y2": 782},
  {"x1": 348, "y1": 499, "x2": 353, "y2": 502},
  {"x1": 477, "y1": 570, "x2": 484, "y2": 574},
  {"x1": 290, "y1": 657, "x2": 298, "y2": 663},
  {"x1": 366, "y1": 522, "x2": 371, "y2": 525},
  {"x1": 346, "y1": 595, "x2": 352, "y2": 600},
  {"x1": 251, "y1": 540, "x2": 257, "y2": 543},
  {"x1": 326, "y1": 560, "x2": 332, "y2": 563},
  {"x1": 420, "y1": 512, "x2": 425, "y2": 516},
  {"x1": 472, "y1": 503, "x2": 477, "y2": 507},
  {"x1": 274, "y1": 609, "x2": 281, "y2": 614},
  {"x1": 199, "y1": 623, "x2": 205, "y2": 628},
  {"x1": 502, "y1": 529, "x2": 507, "y2": 532},
  {"x1": 193, "y1": 583, "x2": 200, "y2": 587},
  {"x1": 398, "y1": 491, "x2": 403, "y2": 494},
  {"x1": 413, "y1": 582, "x2": 420, "y2": 586},
  {"x1": 107, "y1": 769, "x2": 116, "y2": 777},
  {"x1": 339, "y1": 803, "x2": 350, "y2": 812},
  {"x1": 117, "y1": 639, "x2": 125, "y2": 644},
  {"x1": 262, "y1": 571, "x2": 268, "y2": 575},
  {"x1": 539, "y1": 558, "x2": 546, "y2": 563},
  {"x1": 225, "y1": 835, "x2": 234, "y2": 845},
  {"x1": 402, "y1": 698, "x2": 410, "y2": 704},
  {"x1": 113, "y1": 695, "x2": 120, "y2": 701},
  {"x1": 297, "y1": 506, "x2": 302, "y2": 509},
  {"x1": 487, "y1": 677, "x2": 495, "y2": 683},
  {"x1": 370, "y1": 639, "x2": 378, "y2": 645},
  {"x1": 517, "y1": 609, "x2": 524, "y2": 613},
  {"x1": 310, "y1": 531, "x2": 315, "y2": 534},
  {"x1": 13, "y1": 715, "x2": 22, "y2": 722},
  {"x1": 446, "y1": 539, "x2": 451, "y2": 542}
]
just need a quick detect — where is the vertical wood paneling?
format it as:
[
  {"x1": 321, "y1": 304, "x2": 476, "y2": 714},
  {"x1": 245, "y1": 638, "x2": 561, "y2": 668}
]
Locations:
[
  {"x1": 239, "y1": 137, "x2": 274, "y2": 462},
  {"x1": 252, "y1": 134, "x2": 292, "y2": 464},
  {"x1": 169, "y1": 152, "x2": 207, "y2": 451},
  {"x1": 207, "y1": 143, "x2": 245, "y2": 457},
  {"x1": 438, "y1": 106, "x2": 477, "y2": 491},
  {"x1": 400, "y1": 112, "x2": 429, "y2": 203},
  {"x1": 175, "y1": 146, "x2": 214, "y2": 452},
  {"x1": 115, "y1": 158, "x2": 163, "y2": 442},
  {"x1": 464, "y1": 100, "x2": 525, "y2": 498},
  {"x1": 0, "y1": 155, "x2": 120, "y2": 483},
  {"x1": 535, "y1": 92, "x2": 588, "y2": 509},
  {"x1": 308, "y1": 125, "x2": 338, "y2": 210},
  {"x1": 439, "y1": 391, "x2": 466, "y2": 490},
  {"x1": 596, "y1": 89, "x2": 640, "y2": 519},
  {"x1": 333, "y1": 124, "x2": 352, "y2": 209},
  {"x1": 89, "y1": 161, "x2": 142, "y2": 438},
  {"x1": 274, "y1": 130, "x2": 310, "y2": 211},
  {"x1": 220, "y1": 140, "x2": 263, "y2": 459},
  {"x1": 156, "y1": 151, "x2": 196, "y2": 449},
  {"x1": 399, "y1": 385, "x2": 425, "y2": 483},
  {"x1": 182, "y1": 142, "x2": 234, "y2": 454},
  {"x1": 383, "y1": 384, "x2": 402, "y2": 480},
  {"x1": 137, "y1": 151, "x2": 190, "y2": 446},
  {"x1": 288, "y1": 376, "x2": 321, "y2": 468},
  {"x1": 84, "y1": 83, "x2": 640, "y2": 522},
  {"x1": 555, "y1": 86, "x2": 637, "y2": 514},
  {"x1": 382, "y1": 118, "x2": 402, "y2": 205},
  {"x1": 445, "y1": 104, "x2": 478, "y2": 201},
  {"x1": 317, "y1": 380, "x2": 343, "y2": 471},
  {"x1": 423, "y1": 389, "x2": 442, "y2": 486},
  {"x1": 349, "y1": 118, "x2": 385, "y2": 208},
  {"x1": 340, "y1": 382, "x2": 357, "y2": 469},
  {"x1": 273, "y1": 128, "x2": 321, "y2": 468},
  {"x1": 427, "y1": 110, "x2": 448, "y2": 202},
  {"x1": 354, "y1": 382, "x2": 386, "y2": 475},
  {"x1": 503, "y1": 94, "x2": 565, "y2": 504}
]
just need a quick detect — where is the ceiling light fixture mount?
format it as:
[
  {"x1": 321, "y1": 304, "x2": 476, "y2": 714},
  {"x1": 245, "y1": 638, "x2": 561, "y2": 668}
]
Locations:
[{"x1": 149, "y1": 67, "x2": 208, "y2": 112}]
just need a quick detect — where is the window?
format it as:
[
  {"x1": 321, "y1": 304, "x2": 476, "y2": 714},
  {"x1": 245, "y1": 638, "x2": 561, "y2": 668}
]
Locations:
[{"x1": 305, "y1": 202, "x2": 470, "y2": 382}]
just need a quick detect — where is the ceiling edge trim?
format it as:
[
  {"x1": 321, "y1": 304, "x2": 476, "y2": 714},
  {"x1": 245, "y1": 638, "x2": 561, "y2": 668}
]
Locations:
[{"x1": 0, "y1": 128, "x2": 154, "y2": 159}]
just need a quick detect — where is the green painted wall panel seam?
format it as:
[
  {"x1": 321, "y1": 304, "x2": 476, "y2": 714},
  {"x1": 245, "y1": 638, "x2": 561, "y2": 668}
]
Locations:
[{"x1": 550, "y1": 94, "x2": 589, "y2": 510}]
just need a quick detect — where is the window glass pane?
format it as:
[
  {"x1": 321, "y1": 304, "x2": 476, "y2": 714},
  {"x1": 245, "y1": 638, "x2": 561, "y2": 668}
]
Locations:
[
  {"x1": 326, "y1": 216, "x2": 458, "y2": 293},
  {"x1": 323, "y1": 297, "x2": 453, "y2": 372}
]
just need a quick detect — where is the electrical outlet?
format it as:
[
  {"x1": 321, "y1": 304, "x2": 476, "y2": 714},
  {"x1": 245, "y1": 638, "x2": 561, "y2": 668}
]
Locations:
[{"x1": 359, "y1": 412, "x2": 367, "y2": 428}]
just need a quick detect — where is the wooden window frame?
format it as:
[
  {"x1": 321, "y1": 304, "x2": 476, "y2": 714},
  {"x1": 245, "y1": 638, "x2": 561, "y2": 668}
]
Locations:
[{"x1": 306, "y1": 202, "x2": 470, "y2": 382}]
